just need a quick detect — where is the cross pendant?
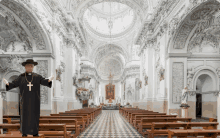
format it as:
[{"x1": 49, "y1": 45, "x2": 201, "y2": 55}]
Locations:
[{"x1": 27, "y1": 82, "x2": 33, "y2": 91}]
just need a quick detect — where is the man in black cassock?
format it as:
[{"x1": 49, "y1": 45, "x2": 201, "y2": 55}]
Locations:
[{"x1": 3, "y1": 59, "x2": 54, "y2": 137}]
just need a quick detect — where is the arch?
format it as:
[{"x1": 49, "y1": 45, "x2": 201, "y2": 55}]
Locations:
[
  {"x1": 92, "y1": 43, "x2": 129, "y2": 64},
  {"x1": 167, "y1": 0, "x2": 220, "y2": 53},
  {"x1": 192, "y1": 66, "x2": 219, "y2": 91},
  {"x1": 1, "y1": 70, "x2": 21, "y2": 89},
  {"x1": 0, "y1": 0, "x2": 54, "y2": 55}
]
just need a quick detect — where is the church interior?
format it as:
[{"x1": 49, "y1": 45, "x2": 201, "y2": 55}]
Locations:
[{"x1": 1, "y1": 0, "x2": 220, "y2": 137}]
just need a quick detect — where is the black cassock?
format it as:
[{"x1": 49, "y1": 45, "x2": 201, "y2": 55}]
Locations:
[{"x1": 6, "y1": 72, "x2": 52, "y2": 135}]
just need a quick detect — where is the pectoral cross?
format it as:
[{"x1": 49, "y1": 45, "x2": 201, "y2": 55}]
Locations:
[{"x1": 27, "y1": 82, "x2": 33, "y2": 91}]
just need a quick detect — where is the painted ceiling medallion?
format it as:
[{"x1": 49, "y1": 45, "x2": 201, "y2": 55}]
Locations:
[{"x1": 83, "y1": 2, "x2": 135, "y2": 37}]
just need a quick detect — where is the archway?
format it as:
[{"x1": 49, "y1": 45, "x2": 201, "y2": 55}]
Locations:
[
  {"x1": 195, "y1": 73, "x2": 217, "y2": 119},
  {"x1": 127, "y1": 90, "x2": 132, "y2": 102},
  {"x1": 6, "y1": 75, "x2": 20, "y2": 115},
  {"x1": 0, "y1": 0, "x2": 55, "y2": 115}
]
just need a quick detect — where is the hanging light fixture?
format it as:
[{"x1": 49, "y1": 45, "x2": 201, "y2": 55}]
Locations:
[{"x1": 107, "y1": 0, "x2": 114, "y2": 96}]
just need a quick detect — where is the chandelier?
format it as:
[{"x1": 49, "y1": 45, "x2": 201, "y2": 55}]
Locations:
[{"x1": 108, "y1": 71, "x2": 114, "y2": 91}]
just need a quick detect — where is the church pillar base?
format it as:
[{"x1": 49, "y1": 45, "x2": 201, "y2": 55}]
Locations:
[
  {"x1": 0, "y1": 97, "x2": 3, "y2": 134},
  {"x1": 52, "y1": 97, "x2": 65, "y2": 114},
  {"x1": 217, "y1": 97, "x2": 220, "y2": 129},
  {"x1": 180, "y1": 104, "x2": 190, "y2": 118}
]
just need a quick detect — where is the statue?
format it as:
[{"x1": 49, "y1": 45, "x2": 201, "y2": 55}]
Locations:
[
  {"x1": 187, "y1": 67, "x2": 195, "y2": 89},
  {"x1": 109, "y1": 98, "x2": 112, "y2": 103},
  {"x1": 181, "y1": 86, "x2": 188, "y2": 105},
  {"x1": 144, "y1": 75, "x2": 148, "y2": 86},
  {"x1": 159, "y1": 67, "x2": 165, "y2": 81},
  {"x1": 56, "y1": 68, "x2": 62, "y2": 81}
]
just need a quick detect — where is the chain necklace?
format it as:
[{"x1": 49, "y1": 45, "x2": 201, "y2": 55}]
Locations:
[
  {"x1": 25, "y1": 72, "x2": 33, "y2": 82},
  {"x1": 25, "y1": 72, "x2": 34, "y2": 91}
]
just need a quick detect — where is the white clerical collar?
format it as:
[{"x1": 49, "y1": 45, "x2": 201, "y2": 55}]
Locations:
[{"x1": 26, "y1": 72, "x2": 32, "y2": 75}]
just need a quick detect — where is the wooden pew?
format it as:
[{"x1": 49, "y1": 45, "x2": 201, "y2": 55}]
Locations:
[
  {"x1": 210, "y1": 118, "x2": 217, "y2": 122},
  {"x1": 67, "y1": 107, "x2": 101, "y2": 121},
  {"x1": 129, "y1": 112, "x2": 166, "y2": 123},
  {"x1": 40, "y1": 116, "x2": 86, "y2": 133},
  {"x1": 120, "y1": 108, "x2": 142, "y2": 116},
  {"x1": 7, "y1": 119, "x2": 79, "y2": 138},
  {"x1": 132, "y1": 115, "x2": 177, "y2": 128},
  {"x1": 0, "y1": 124, "x2": 71, "y2": 138},
  {"x1": 137, "y1": 117, "x2": 192, "y2": 134},
  {"x1": 0, "y1": 133, "x2": 45, "y2": 138},
  {"x1": 126, "y1": 110, "x2": 156, "y2": 120},
  {"x1": 168, "y1": 129, "x2": 220, "y2": 138},
  {"x1": 146, "y1": 122, "x2": 219, "y2": 138},
  {"x1": 39, "y1": 119, "x2": 80, "y2": 138},
  {"x1": 123, "y1": 109, "x2": 147, "y2": 118},
  {"x1": 54, "y1": 113, "x2": 91, "y2": 126}
]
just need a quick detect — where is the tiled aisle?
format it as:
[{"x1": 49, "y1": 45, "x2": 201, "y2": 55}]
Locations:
[{"x1": 78, "y1": 110, "x2": 143, "y2": 138}]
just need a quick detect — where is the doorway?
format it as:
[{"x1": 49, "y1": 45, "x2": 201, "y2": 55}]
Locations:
[{"x1": 196, "y1": 93, "x2": 202, "y2": 118}]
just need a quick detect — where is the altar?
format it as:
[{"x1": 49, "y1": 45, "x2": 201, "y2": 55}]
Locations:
[{"x1": 102, "y1": 103, "x2": 119, "y2": 110}]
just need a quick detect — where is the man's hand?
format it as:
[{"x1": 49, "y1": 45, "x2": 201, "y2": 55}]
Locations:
[
  {"x1": 3, "y1": 78, "x2": 9, "y2": 86},
  {"x1": 48, "y1": 74, "x2": 54, "y2": 82}
]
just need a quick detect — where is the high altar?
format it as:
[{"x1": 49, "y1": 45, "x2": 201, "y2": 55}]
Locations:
[{"x1": 105, "y1": 84, "x2": 115, "y2": 101}]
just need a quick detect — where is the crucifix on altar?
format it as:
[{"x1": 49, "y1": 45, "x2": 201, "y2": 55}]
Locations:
[{"x1": 106, "y1": 71, "x2": 115, "y2": 102}]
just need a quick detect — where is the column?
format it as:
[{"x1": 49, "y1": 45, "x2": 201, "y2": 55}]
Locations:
[
  {"x1": 0, "y1": 95, "x2": 2, "y2": 134},
  {"x1": 63, "y1": 41, "x2": 82, "y2": 111},
  {"x1": 217, "y1": 95, "x2": 220, "y2": 129}
]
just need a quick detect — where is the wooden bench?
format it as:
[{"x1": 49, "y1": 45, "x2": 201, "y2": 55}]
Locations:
[
  {"x1": 0, "y1": 133, "x2": 45, "y2": 138},
  {"x1": 67, "y1": 107, "x2": 101, "y2": 121},
  {"x1": 40, "y1": 116, "x2": 86, "y2": 133},
  {"x1": 132, "y1": 115, "x2": 177, "y2": 128},
  {"x1": 8, "y1": 119, "x2": 79, "y2": 138},
  {"x1": 120, "y1": 108, "x2": 143, "y2": 116},
  {"x1": 168, "y1": 129, "x2": 220, "y2": 138},
  {"x1": 0, "y1": 124, "x2": 72, "y2": 138},
  {"x1": 129, "y1": 113, "x2": 167, "y2": 123},
  {"x1": 210, "y1": 118, "x2": 217, "y2": 122},
  {"x1": 65, "y1": 111, "x2": 94, "y2": 122},
  {"x1": 126, "y1": 111, "x2": 156, "y2": 120},
  {"x1": 52, "y1": 113, "x2": 91, "y2": 126},
  {"x1": 138, "y1": 117, "x2": 192, "y2": 134},
  {"x1": 123, "y1": 109, "x2": 148, "y2": 118},
  {"x1": 146, "y1": 122, "x2": 219, "y2": 138}
]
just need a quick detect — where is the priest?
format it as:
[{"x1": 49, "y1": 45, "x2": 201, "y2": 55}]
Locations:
[{"x1": 2, "y1": 59, "x2": 54, "y2": 137}]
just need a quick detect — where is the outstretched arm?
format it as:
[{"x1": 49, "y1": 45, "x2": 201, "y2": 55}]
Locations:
[
  {"x1": 5, "y1": 75, "x2": 21, "y2": 91},
  {"x1": 40, "y1": 75, "x2": 52, "y2": 88}
]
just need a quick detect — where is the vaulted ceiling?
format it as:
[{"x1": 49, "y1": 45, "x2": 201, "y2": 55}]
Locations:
[{"x1": 61, "y1": 0, "x2": 159, "y2": 80}]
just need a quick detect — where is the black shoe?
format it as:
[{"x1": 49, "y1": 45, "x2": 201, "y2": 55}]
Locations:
[
  {"x1": 33, "y1": 134, "x2": 39, "y2": 137},
  {"x1": 22, "y1": 134, "x2": 27, "y2": 137}
]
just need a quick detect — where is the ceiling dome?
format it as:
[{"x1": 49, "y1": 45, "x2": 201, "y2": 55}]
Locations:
[{"x1": 83, "y1": 2, "x2": 135, "y2": 37}]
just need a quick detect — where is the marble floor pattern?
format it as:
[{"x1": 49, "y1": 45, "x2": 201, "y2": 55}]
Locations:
[{"x1": 78, "y1": 110, "x2": 143, "y2": 138}]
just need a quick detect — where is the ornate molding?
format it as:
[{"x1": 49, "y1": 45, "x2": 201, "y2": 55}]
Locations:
[
  {"x1": 0, "y1": 55, "x2": 25, "y2": 72},
  {"x1": 36, "y1": 60, "x2": 48, "y2": 105},
  {"x1": 0, "y1": 92, "x2": 6, "y2": 101},
  {"x1": 187, "y1": 66, "x2": 196, "y2": 90},
  {"x1": 1, "y1": 0, "x2": 47, "y2": 50},
  {"x1": 64, "y1": 37, "x2": 82, "y2": 57},
  {"x1": 188, "y1": 91, "x2": 196, "y2": 96},
  {"x1": 214, "y1": 91, "x2": 220, "y2": 97},
  {"x1": 216, "y1": 67, "x2": 220, "y2": 78}
]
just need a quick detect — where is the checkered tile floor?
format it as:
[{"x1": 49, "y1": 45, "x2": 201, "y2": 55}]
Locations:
[{"x1": 78, "y1": 110, "x2": 143, "y2": 138}]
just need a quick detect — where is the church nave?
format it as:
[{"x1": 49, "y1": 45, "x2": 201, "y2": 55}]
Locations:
[{"x1": 78, "y1": 110, "x2": 143, "y2": 138}]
